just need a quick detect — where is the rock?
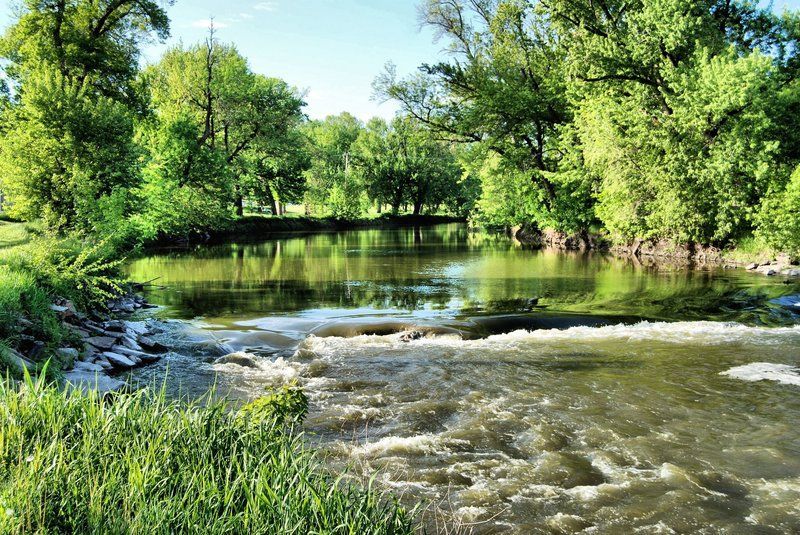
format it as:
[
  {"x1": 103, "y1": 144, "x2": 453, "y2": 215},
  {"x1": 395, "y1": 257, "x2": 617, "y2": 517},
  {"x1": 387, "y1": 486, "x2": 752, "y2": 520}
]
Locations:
[
  {"x1": 782, "y1": 268, "x2": 800, "y2": 277},
  {"x1": 138, "y1": 336, "x2": 167, "y2": 353},
  {"x1": 86, "y1": 336, "x2": 119, "y2": 350},
  {"x1": 113, "y1": 346, "x2": 160, "y2": 364},
  {"x1": 28, "y1": 341, "x2": 46, "y2": 361},
  {"x1": 757, "y1": 265, "x2": 778, "y2": 276},
  {"x1": 746, "y1": 263, "x2": 759, "y2": 270},
  {"x1": 125, "y1": 321, "x2": 149, "y2": 336},
  {"x1": 57, "y1": 347, "x2": 80, "y2": 360},
  {"x1": 63, "y1": 370, "x2": 124, "y2": 395},
  {"x1": 214, "y1": 353, "x2": 259, "y2": 368},
  {"x1": 121, "y1": 336, "x2": 143, "y2": 352},
  {"x1": 1, "y1": 347, "x2": 36, "y2": 375},
  {"x1": 102, "y1": 351, "x2": 135, "y2": 370},
  {"x1": 73, "y1": 361, "x2": 104, "y2": 372},
  {"x1": 103, "y1": 320, "x2": 126, "y2": 333},
  {"x1": 399, "y1": 330, "x2": 424, "y2": 342},
  {"x1": 94, "y1": 357, "x2": 113, "y2": 370},
  {"x1": 49, "y1": 304, "x2": 72, "y2": 319}
]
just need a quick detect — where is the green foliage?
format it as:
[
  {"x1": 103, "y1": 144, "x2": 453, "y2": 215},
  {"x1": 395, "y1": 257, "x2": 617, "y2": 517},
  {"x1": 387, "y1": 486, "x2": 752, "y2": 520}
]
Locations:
[
  {"x1": 0, "y1": 378, "x2": 414, "y2": 534},
  {"x1": 237, "y1": 382, "x2": 309, "y2": 428},
  {"x1": 353, "y1": 116, "x2": 466, "y2": 215},
  {"x1": 0, "y1": 236, "x2": 122, "y2": 310},
  {"x1": 303, "y1": 113, "x2": 365, "y2": 215},
  {"x1": 0, "y1": 69, "x2": 139, "y2": 230},
  {"x1": 0, "y1": 265, "x2": 62, "y2": 350},
  {"x1": 756, "y1": 166, "x2": 800, "y2": 258},
  {"x1": 384, "y1": 0, "x2": 800, "y2": 249},
  {"x1": 0, "y1": 0, "x2": 171, "y2": 232}
]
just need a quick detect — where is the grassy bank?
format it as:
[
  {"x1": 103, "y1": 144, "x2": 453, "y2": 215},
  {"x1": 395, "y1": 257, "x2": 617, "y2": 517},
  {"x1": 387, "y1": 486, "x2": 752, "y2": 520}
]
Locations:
[{"x1": 0, "y1": 376, "x2": 413, "y2": 534}]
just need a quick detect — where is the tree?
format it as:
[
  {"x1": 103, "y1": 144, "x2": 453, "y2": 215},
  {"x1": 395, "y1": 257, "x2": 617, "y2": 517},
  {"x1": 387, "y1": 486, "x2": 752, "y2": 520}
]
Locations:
[
  {"x1": 375, "y1": 0, "x2": 592, "y2": 230},
  {"x1": 139, "y1": 33, "x2": 306, "y2": 237},
  {"x1": 0, "y1": 0, "x2": 170, "y2": 230},
  {"x1": 353, "y1": 116, "x2": 466, "y2": 215},
  {"x1": 241, "y1": 122, "x2": 310, "y2": 216},
  {"x1": 302, "y1": 113, "x2": 366, "y2": 217},
  {"x1": 546, "y1": 0, "x2": 800, "y2": 243}
]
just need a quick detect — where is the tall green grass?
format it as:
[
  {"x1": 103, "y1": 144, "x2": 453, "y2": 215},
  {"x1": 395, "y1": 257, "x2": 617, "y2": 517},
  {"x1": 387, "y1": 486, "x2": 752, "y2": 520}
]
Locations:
[{"x1": 0, "y1": 377, "x2": 415, "y2": 534}]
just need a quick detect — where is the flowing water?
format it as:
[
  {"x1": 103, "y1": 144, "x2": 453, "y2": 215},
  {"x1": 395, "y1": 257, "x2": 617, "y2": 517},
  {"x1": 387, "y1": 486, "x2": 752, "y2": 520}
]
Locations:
[{"x1": 126, "y1": 224, "x2": 800, "y2": 534}]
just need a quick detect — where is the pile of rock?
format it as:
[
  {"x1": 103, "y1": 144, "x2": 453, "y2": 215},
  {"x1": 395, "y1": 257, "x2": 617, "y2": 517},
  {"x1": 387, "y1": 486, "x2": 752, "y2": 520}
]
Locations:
[
  {"x1": 746, "y1": 255, "x2": 800, "y2": 277},
  {"x1": 51, "y1": 295, "x2": 168, "y2": 394}
]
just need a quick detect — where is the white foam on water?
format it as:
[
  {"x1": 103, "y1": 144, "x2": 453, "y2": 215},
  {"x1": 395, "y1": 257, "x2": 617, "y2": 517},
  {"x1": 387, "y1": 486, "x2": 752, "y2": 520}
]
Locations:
[
  {"x1": 213, "y1": 354, "x2": 300, "y2": 385},
  {"x1": 350, "y1": 434, "x2": 469, "y2": 458},
  {"x1": 720, "y1": 363, "x2": 800, "y2": 386},
  {"x1": 300, "y1": 321, "x2": 800, "y2": 357}
]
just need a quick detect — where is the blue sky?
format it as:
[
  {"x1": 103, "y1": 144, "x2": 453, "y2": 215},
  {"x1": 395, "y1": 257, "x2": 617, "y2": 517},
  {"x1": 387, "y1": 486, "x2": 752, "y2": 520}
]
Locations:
[
  {"x1": 136, "y1": 0, "x2": 446, "y2": 121},
  {"x1": 2, "y1": 1, "x2": 800, "y2": 121}
]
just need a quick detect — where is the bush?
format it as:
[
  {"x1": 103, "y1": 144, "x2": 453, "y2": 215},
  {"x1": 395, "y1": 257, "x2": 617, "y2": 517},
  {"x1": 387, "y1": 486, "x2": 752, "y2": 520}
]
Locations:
[
  {"x1": 0, "y1": 379, "x2": 414, "y2": 534},
  {"x1": 756, "y1": 166, "x2": 800, "y2": 259},
  {"x1": 0, "y1": 236, "x2": 123, "y2": 310},
  {"x1": 0, "y1": 266, "x2": 62, "y2": 348}
]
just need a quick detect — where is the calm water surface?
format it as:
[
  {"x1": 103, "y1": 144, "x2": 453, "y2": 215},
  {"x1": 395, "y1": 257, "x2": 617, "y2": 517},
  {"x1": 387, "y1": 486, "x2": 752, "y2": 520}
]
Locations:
[{"x1": 126, "y1": 224, "x2": 800, "y2": 533}]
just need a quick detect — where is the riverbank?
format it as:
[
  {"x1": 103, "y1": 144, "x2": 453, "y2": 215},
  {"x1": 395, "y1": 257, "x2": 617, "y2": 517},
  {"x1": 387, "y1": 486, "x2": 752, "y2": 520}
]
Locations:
[
  {"x1": 0, "y1": 374, "x2": 414, "y2": 533},
  {"x1": 512, "y1": 225, "x2": 800, "y2": 275},
  {"x1": 147, "y1": 213, "x2": 465, "y2": 247},
  {"x1": 0, "y1": 228, "x2": 417, "y2": 533}
]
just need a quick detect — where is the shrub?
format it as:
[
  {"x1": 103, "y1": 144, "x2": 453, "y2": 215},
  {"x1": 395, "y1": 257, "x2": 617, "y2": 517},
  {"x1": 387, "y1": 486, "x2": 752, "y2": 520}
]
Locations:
[
  {"x1": 0, "y1": 236, "x2": 123, "y2": 310},
  {"x1": 756, "y1": 166, "x2": 800, "y2": 259},
  {"x1": 0, "y1": 378, "x2": 414, "y2": 534}
]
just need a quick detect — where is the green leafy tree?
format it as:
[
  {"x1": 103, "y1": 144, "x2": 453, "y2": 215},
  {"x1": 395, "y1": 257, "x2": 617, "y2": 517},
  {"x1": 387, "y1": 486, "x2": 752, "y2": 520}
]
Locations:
[
  {"x1": 0, "y1": 0, "x2": 170, "y2": 230},
  {"x1": 547, "y1": 0, "x2": 800, "y2": 243},
  {"x1": 353, "y1": 116, "x2": 467, "y2": 215},
  {"x1": 375, "y1": 0, "x2": 593, "y2": 230},
  {"x1": 302, "y1": 113, "x2": 366, "y2": 216},
  {"x1": 138, "y1": 33, "x2": 306, "y2": 236}
]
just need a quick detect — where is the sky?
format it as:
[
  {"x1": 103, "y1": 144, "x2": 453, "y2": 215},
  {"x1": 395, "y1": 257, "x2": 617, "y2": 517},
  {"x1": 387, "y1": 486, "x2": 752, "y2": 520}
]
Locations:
[
  {"x1": 134, "y1": 0, "x2": 448, "y2": 121},
  {"x1": 2, "y1": 0, "x2": 800, "y2": 121}
]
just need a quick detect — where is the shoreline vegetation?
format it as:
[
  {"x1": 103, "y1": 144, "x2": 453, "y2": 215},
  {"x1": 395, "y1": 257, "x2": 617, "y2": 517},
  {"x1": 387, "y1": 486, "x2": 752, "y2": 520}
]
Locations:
[{"x1": 1, "y1": 0, "x2": 800, "y2": 532}]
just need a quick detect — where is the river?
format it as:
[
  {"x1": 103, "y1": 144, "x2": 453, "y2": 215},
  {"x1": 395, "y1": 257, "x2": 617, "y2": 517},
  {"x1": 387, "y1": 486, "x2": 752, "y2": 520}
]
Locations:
[{"x1": 126, "y1": 224, "x2": 800, "y2": 533}]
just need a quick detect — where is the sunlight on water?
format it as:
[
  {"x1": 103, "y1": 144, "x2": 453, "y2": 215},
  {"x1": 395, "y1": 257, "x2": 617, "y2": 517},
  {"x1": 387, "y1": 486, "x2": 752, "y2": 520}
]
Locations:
[{"x1": 127, "y1": 224, "x2": 800, "y2": 533}]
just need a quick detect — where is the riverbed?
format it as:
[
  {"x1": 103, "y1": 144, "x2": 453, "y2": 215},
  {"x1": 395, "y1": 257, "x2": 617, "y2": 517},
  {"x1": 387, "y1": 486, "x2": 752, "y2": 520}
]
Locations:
[{"x1": 126, "y1": 224, "x2": 800, "y2": 533}]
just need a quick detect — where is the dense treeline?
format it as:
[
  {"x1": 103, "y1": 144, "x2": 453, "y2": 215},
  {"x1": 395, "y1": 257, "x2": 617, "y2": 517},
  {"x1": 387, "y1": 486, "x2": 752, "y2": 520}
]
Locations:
[
  {"x1": 378, "y1": 0, "x2": 800, "y2": 254},
  {"x1": 1, "y1": 0, "x2": 799, "y2": 253}
]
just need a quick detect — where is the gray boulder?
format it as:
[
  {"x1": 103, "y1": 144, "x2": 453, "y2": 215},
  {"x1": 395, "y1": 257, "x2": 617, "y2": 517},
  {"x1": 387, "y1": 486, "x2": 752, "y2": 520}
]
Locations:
[
  {"x1": 214, "y1": 353, "x2": 259, "y2": 368},
  {"x1": 94, "y1": 357, "x2": 113, "y2": 370},
  {"x1": 63, "y1": 370, "x2": 124, "y2": 395},
  {"x1": 73, "y1": 361, "x2": 104, "y2": 372},
  {"x1": 57, "y1": 347, "x2": 80, "y2": 360},
  {"x1": 121, "y1": 336, "x2": 143, "y2": 352},
  {"x1": 102, "y1": 352, "x2": 135, "y2": 370},
  {"x1": 86, "y1": 336, "x2": 119, "y2": 350}
]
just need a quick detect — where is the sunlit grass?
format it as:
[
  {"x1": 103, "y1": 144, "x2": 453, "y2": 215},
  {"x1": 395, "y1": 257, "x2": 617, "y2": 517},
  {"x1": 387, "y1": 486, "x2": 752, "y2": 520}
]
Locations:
[
  {"x1": 0, "y1": 377, "x2": 415, "y2": 534},
  {"x1": 0, "y1": 221, "x2": 29, "y2": 250},
  {"x1": 723, "y1": 234, "x2": 777, "y2": 264}
]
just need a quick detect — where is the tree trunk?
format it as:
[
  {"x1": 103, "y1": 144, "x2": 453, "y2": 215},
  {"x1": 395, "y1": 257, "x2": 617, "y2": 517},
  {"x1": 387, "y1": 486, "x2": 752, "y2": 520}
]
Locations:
[
  {"x1": 413, "y1": 201, "x2": 422, "y2": 216},
  {"x1": 234, "y1": 185, "x2": 244, "y2": 217},
  {"x1": 264, "y1": 185, "x2": 279, "y2": 216}
]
